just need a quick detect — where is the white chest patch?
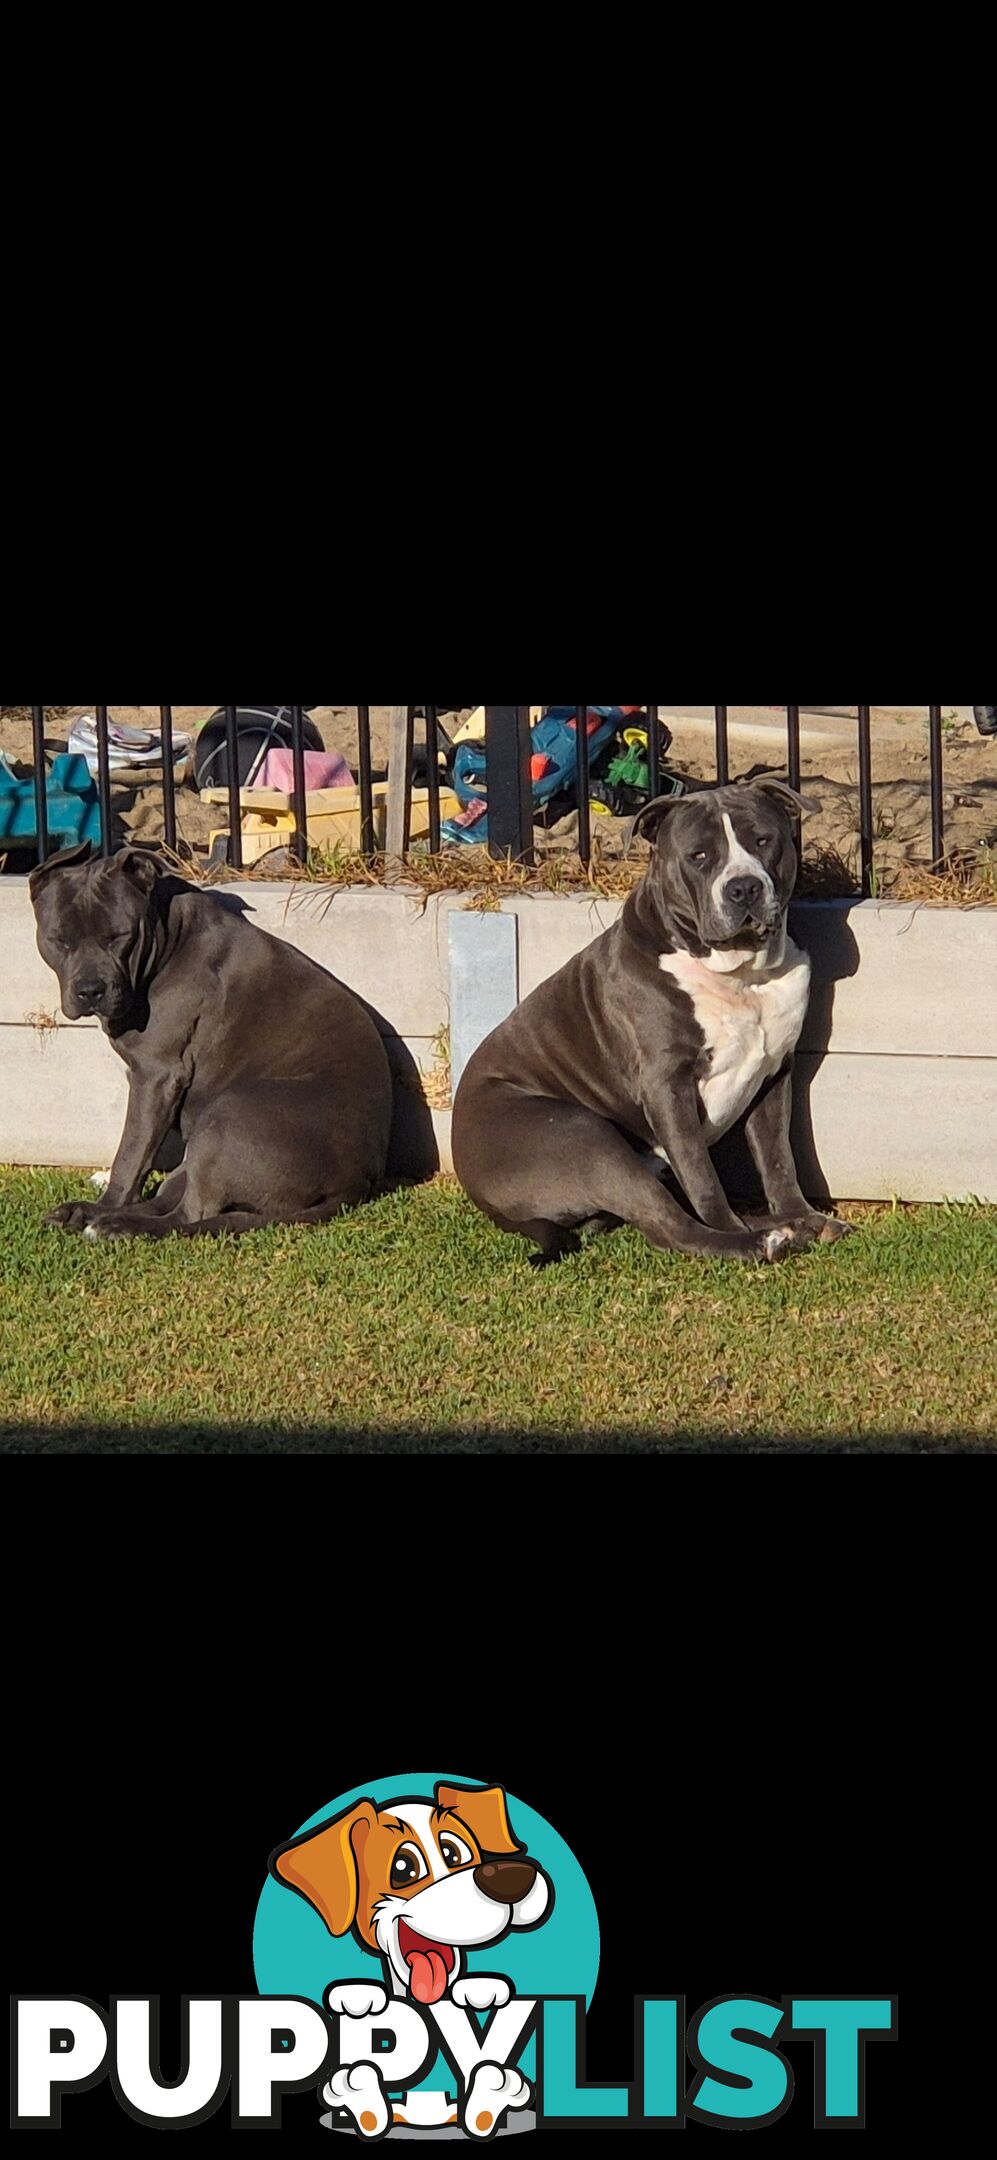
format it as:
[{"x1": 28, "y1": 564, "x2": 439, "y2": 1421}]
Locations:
[{"x1": 658, "y1": 935, "x2": 812, "y2": 1143}]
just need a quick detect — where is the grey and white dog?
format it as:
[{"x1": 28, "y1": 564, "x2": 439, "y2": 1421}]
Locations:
[{"x1": 453, "y1": 779, "x2": 851, "y2": 1264}]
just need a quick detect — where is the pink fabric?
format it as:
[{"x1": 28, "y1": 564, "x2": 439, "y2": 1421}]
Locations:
[{"x1": 255, "y1": 748, "x2": 354, "y2": 792}]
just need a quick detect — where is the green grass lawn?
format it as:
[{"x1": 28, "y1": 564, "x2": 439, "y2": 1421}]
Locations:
[{"x1": 1, "y1": 1170, "x2": 993, "y2": 1451}]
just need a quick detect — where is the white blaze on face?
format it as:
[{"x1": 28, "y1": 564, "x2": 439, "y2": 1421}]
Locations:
[
  {"x1": 709, "y1": 811, "x2": 776, "y2": 921},
  {"x1": 389, "y1": 1804, "x2": 450, "y2": 1880}
]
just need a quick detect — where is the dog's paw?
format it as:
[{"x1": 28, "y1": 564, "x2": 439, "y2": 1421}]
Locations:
[
  {"x1": 811, "y1": 1211, "x2": 855, "y2": 1243},
  {"x1": 463, "y1": 2063, "x2": 531, "y2": 2139},
  {"x1": 762, "y1": 1211, "x2": 855, "y2": 1251},
  {"x1": 325, "y1": 1982, "x2": 389, "y2": 2019},
  {"x1": 45, "y1": 1201, "x2": 101, "y2": 1232},
  {"x1": 83, "y1": 1211, "x2": 139, "y2": 1240},
  {"x1": 451, "y1": 1976, "x2": 511, "y2": 2011},
  {"x1": 748, "y1": 1223, "x2": 803, "y2": 1262},
  {"x1": 322, "y1": 2062, "x2": 388, "y2": 2138}
]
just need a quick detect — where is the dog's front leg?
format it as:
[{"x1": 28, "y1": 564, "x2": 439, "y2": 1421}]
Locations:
[
  {"x1": 321, "y1": 1987, "x2": 392, "y2": 2138},
  {"x1": 641, "y1": 1076, "x2": 750, "y2": 1236},
  {"x1": 451, "y1": 1977, "x2": 512, "y2": 2011},
  {"x1": 742, "y1": 1063, "x2": 852, "y2": 1241},
  {"x1": 323, "y1": 2061, "x2": 390, "y2": 2139},
  {"x1": 462, "y1": 2064, "x2": 532, "y2": 2140},
  {"x1": 46, "y1": 1072, "x2": 185, "y2": 1231}
]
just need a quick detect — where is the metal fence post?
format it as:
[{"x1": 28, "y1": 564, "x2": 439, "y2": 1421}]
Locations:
[
  {"x1": 160, "y1": 705, "x2": 177, "y2": 853},
  {"x1": 30, "y1": 705, "x2": 49, "y2": 862},
  {"x1": 289, "y1": 704, "x2": 308, "y2": 865},
  {"x1": 95, "y1": 705, "x2": 112, "y2": 857},
  {"x1": 928, "y1": 705, "x2": 945, "y2": 869},
  {"x1": 484, "y1": 705, "x2": 534, "y2": 863},
  {"x1": 857, "y1": 704, "x2": 873, "y2": 896}
]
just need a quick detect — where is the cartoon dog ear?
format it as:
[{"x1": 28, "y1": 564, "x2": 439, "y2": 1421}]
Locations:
[
  {"x1": 740, "y1": 777, "x2": 821, "y2": 817},
  {"x1": 28, "y1": 840, "x2": 93, "y2": 898},
  {"x1": 269, "y1": 1800, "x2": 378, "y2": 1937},
  {"x1": 435, "y1": 1783, "x2": 523, "y2": 1857}
]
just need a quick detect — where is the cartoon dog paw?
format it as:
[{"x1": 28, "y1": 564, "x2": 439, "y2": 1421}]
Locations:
[
  {"x1": 463, "y1": 2063, "x2": 531, "y2": 2139},
  {"x1": 322, "y1": 2061, "x2": 389, "y2": 2139},
  {"x1": 325, "y1": 1983, "x2": 389, "y2": 2019},
  {"x1": 451, "y1": 1976, "x2": 512, "y2": 2011}
]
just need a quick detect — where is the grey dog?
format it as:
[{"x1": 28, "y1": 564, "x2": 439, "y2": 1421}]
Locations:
[
  {"x1": 453, "y1": 780, "x2": 851, "y2": 1265},
  {"x1": 30, "y1": 843, "x2": 393, "y2": 1239}
]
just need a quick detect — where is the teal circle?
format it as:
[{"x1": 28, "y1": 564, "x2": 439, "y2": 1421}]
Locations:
[{"x1": 253, "y1": 1771, "x2": 600, "y2": 2097}]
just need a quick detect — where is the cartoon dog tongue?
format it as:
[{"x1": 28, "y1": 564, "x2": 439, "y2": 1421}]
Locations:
[
  {"x1": 407, "y1": 1948, "x2": 449, "y2": 2004},
  {"x1": 400, "y1": 1925, "x2": 453, "y2": 2005}
]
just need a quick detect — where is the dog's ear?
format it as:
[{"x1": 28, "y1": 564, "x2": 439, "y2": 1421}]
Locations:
[
  {"x1": 629, "y1": 790, "x2": 688, "y2": 844},
  {"x1": 269, "y1": 1800, "x2": 378, "y2": 1936},
  {"x1": 97, "y1": 846, "x2": 164, "y2": 893},
  {"x1": 28, "y1": 841, "x2": 93, "y2": 899},
  {"x1": 741, "y1": 777, "x2": 821, "y2": 818},
  {"x1": 435, "y1": 1783, "x2": 523, "y2": 1857}
]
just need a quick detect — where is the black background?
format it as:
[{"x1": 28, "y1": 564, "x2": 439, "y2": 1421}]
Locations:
[{"x1": 8, "y1": 1465, "x2": 982, "y2": 2144}]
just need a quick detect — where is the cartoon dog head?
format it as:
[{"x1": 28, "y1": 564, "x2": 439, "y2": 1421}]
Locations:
[{"x1": 270, "y1": 1782, "x2": 552, "y2": 2004}]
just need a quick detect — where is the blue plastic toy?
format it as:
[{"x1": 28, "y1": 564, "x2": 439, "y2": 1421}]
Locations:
[
  {"x1": 441, "y1": 707, "x2": 634, "y2": 847},
  {"x1": 0, "y1": 754, "x2": 104, "y2": 854}
]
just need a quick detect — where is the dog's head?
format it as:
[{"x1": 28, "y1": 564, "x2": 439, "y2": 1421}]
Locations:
[
  {"x1": 270, "y1": 1783, "x2": 552, "y2": 2004},
  {"x1": 630, "y1": 778, "x2": 816, "y2": 968},
  {"x1": 29, "y1": 842, "x2": 166, "y2": 1027}
]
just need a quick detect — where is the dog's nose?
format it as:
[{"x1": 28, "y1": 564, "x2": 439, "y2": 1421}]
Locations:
[
  {"x1": 474, "y1": 1858, "x2": 537, "y2": 1905},
  {"x1": 724, "y1": 876, "x2": 763, "y2": 912},
  {"x1": 74, "y1": 980, "x2": 105, "y2": 1012}
]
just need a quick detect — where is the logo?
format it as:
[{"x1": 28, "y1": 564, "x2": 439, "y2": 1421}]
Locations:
[{"x1": 10, "y1": 1772, "x2": 897, "y2": 2133}]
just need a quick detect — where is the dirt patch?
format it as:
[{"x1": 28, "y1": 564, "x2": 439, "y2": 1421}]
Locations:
[{"x1": 2, "y1": 705, "x2": 994, "y2": 891}]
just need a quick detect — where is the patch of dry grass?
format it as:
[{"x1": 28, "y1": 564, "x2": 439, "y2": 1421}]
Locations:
[{"x1": 155, "y1": 834, "x2": 997, "y2": 908}]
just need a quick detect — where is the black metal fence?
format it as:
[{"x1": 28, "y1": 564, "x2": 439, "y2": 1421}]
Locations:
[
  {"x1": 480, "y1": 704, "x2": 957, "y2": 896},
  {"x1": 23, "y1": 703, "x2": 962, "y2": 896}
]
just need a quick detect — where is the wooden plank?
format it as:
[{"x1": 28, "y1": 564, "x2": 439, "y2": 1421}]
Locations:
[{"x1": 384, "y1": 706, "x2": 414, "y2": 864}]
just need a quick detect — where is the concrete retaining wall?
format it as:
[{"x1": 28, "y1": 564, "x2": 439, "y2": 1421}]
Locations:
[{"x1": 1, "y1": 879, "x2": 995, "y2": 1200}]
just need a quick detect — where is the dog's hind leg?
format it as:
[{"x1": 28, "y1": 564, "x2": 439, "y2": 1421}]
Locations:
[
  {"x1": 464, "y1": 1097, "x2": 815, "y2": 1264},
  {"x1": 149, "y1": 1166, "x2": 188, "y2": 1213},
  {"x1": 86, "y1": 1195, "x2": 357, "y2": 1240},
  {"x1": 487, "y1": 1210, "x2": 582, "y2": 1268}
]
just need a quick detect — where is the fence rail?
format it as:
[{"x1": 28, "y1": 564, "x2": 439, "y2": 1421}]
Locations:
[{"x1": 12, "y1": 704, "x2": 971, "y2": 897}]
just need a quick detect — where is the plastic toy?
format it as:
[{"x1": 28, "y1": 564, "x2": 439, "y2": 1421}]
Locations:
[
  {"x1": 0, "y1": 754, "x2": 104, "y2": 855},
  {"x1": 203, "y1": 781, "x2": 462, "y2": 866},
  {"x1": 441, "y1": 707, "x2": 645, "y2": 847}
]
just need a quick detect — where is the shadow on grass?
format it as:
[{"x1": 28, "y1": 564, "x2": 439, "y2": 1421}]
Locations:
[{"x1": 1, "y1": 1421, "x2": 991, "y2": 1455}]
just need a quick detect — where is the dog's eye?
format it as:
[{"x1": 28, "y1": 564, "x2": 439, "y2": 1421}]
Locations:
[
  {"x1": 754, "y1": 834, "x2": 775, "y2": 849},
  {"x1": 689, "y1": 850, "x2": 709, "y2": 865},
  {"x1": 390, "y1": 1843, "x2": 427, "y2": 1888},
  {"x1": 440, "y1": 1836, "x2": 471, "y2": 1870}
]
